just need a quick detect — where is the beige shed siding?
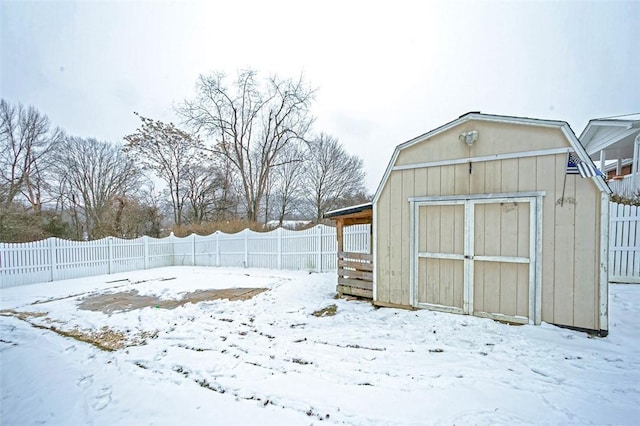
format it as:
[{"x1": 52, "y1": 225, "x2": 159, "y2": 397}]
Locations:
[
  {"x1": 375, "y1": 119, "x2": 603, "y2": 330},
  {"x1": 574, "y1": 176, "x2": 600, "y2": 329},
  {"x1": 394, "y1": 121, "x2": 567, "y2": 167},
  {"x1": 376, "y1": 174, "x2": 392, "y2": 304},
  {"x1": 536, "y1": 154, "x2": 557, "y2": 323},
  {"x1": 395, "y1": 131, "x2": 467, "y2": 167}
]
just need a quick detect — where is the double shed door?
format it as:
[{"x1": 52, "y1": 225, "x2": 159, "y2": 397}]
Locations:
[{"x1": 411, "y1": 196, "x2": 540, "y2": 324}]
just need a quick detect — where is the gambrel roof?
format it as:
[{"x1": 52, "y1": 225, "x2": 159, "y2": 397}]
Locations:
[{"x1": 373, "y1": 112, "x2": 611, "y2": 203}]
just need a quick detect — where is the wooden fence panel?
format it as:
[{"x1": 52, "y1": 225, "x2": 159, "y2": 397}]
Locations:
[{"x1": 337, "y1": 251, "x2": 374, "y2": 298}]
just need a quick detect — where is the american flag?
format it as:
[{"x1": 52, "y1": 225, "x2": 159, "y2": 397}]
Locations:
[{"x1": 567, "y1": 152, "x2": 598, "y2": 178}]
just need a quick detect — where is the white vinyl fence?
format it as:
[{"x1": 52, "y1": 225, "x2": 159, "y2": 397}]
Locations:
[
  {"x1": 0, "y1": 225, "x2": 370, "y2": 289},
  {"x1": 610, "y1": 203, "x2": 640, "y2": 283}
]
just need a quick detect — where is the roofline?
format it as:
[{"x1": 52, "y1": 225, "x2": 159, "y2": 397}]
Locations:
[
  {"x1": 324, "y1": 202, "x2": 373, "y2": 219},
  {"x1": 582, "y1": 118, "x2": 640, "y2": 130},
  {"x1": 373, "y1": 113, "x2": 611, "y2": 205},
  {"x1": 579, "y1": 118, "x2": 640, "y2": 147}
]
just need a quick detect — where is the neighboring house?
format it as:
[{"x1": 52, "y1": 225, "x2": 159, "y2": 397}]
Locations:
[
  {"x1": 580, "y1": 115, "x2": 640, "y2": 198},
  {"x1": 363, "y1": 113, "x2": 609, "y2": 336}
]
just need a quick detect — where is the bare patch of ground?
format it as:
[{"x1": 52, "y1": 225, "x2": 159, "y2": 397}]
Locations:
[
  {"x1": 1, "y1": 287, "x2": 267, "y2": 351},
  {"x1": 0, "y1": 309, "x2": 48, "y2": 321},
  {"x1": 77, "y1": 288, "x2": 268, "y2": 314},
  {"x1": 41, "y1": 325, "x2": 158, "y2": 351},
  {"x1": 312, "y1": 304, "x2": 338, "y2": 317},
  {"x1": 0, "y1": 309, "x2": 146, "y2": 351},
  {"x1": 0, "y1": 309, "x2": 151, "y2": 351}
]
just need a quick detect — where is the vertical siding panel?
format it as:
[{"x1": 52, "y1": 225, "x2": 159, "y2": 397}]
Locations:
[
  {"x1": 537, "y1": 155, "x2": 557, "y2": 323},
  {"x1": 470, "y1": 161, "x2": 485, "y2": 195},
  {"x1": 401, "y1": 169, "x2": 414, "y2": 306},
  {"x1": 425, "y1": 206, "x2": 441, "y2": 304},
  {"x1": 501, "y1": 158, "x2": 519, "y2": 193},
  {"x1": 500, "y1": 203, "x2": 518, "y2": 316},
  {"x1": 518, "y1": 157, "x2": 537, "y2": 192},
  {"x1": 554, "y1": 154, "x2": 576, "y2": 327},
  {"x1": 427, "y1": 166, "x2": 441, "y2": 196},
  {"x1": 388, "y1": 172, "x2": 403, "y2": 304},
  {"x1": 454, "y1": 163, "x2": 469, "y2": 195},
  {"x1": 414, "y1": 168, "x2": 427, "y2": 198},
  {"x1": 440, "y1": 165, "x2": 455, "y2": 195},
  {"x1": 483, "y1": 203, "x2": 501, "y2": 314},
  {"x1": 453, "y1": 204, "x2": 465, "y2": 309},
  {"x1": 376, "y1": 183, "x2": 392, "y2": 304},
  {"x1": 473, "y1": 204, "x2": 486, "y2": 313},
  {"x1": 415, "y1": 166, "x2": 429, "y2": 302},
  {"x1": 439, "y1": 205, "x2": 454, "y2": 307},
  {"x1": 573, "y1": 179, "x2": 598, "y2": 330},
  {"x1": 500, "y1": 263, "x2": 518, "y2": 316},
  {"x1": 484, "y1": 161, "x2": 501, "y2": 193}
]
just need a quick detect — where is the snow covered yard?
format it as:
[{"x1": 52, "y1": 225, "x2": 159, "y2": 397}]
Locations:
[{"x1": 1, "y1": 267, "x2": 639, "y2": 425}]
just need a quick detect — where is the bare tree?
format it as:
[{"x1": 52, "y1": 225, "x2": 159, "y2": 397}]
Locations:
[
  {"x1": 182, "y1": 160, "x2": 238, "y2": 224},
  {"x1": 124, "y1": 113, "x2": 202, "y2": 226},
  {"x1": 0, "y1": 99, "x2": 63, "y2": 211},
  {"x1": 179, "y1": 69, "x2": 314, "y2": 222},
  {"x1": 271, "y1": 142, "x2": 307, "y2": 225},
  {"x1": 303, "y1": 133, "x2": 367, "y2": 222},
  {"x1": 52, "y1": 136, "x2": 141, "y2": 239},
  {"x1": 108, "y1": 193, "x2": 162, "y2": 238}
]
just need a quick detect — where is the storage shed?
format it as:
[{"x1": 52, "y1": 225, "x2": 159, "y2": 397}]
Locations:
[{"x1": 373, "y1": 113, "x2": 611, "y2": 335}]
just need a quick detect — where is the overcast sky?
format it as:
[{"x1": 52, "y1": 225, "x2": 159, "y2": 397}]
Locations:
[{"x1": 1, "y1": 0, "x2": 638, "y2": 191}]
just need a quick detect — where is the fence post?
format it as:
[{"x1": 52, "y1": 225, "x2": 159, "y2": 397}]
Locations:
[
  {"x1": 143, "y1": 236, "x2": 149, "y2": 269},
  {"x1": 316, "y1": 225, "x2": 323, "y2": 272},
  {"x1": 215, "y1": 231, "x2": 220, "y2": 267},
  {"x1": 169, "y1": 232, "x2": 175, "y2": 266},
  {"x1": 244, "y1": 229, "x2": 249, "y2": 268},
  {"x1": 108, "y1": 237, "x2": 113, "y2": 274},
  {"x1": 277, "y1": 227, "x2": 282, "y2": 270},
  {"x1": 49, "y1": 238, "x2": 57, "y2": 282},
  {"x1": 192, "y1": 234, "x2": 196, "y2": 266}
]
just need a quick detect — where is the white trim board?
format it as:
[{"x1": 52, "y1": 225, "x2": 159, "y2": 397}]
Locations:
[
  {"x1": 599, "y1": 192, "x2": 610, "y2": 333},
  {"x1": 392, "y1": 147, "x2": 571, "y2": 171},
  {"x1": 408, "y1": 192, "x2": 546, "y2": 203}
]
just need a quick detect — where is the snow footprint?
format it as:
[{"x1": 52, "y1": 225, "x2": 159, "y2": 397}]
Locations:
[
  {"x1": 92, "y1": 386, "x2": 112, "y2": 411},
  {"x1": 77, "y1": 375, "x2": 93, "y2": 389},
  {"x1": 154, "y1": 349, "x2": 168, "y2": 361}
]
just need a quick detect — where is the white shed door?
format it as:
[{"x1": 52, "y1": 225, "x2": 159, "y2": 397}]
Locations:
[{"x1": 413, "y1": 196, "x2": 539, "y2": 324}]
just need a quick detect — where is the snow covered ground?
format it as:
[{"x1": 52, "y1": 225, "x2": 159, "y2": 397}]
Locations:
[{"x1": 1, "y1": 266, "x2": 639, "y2": 425}]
